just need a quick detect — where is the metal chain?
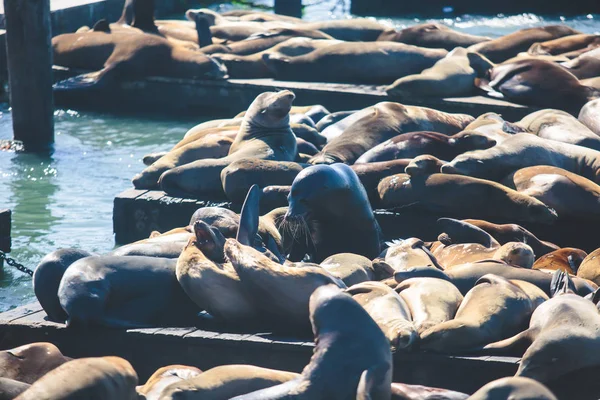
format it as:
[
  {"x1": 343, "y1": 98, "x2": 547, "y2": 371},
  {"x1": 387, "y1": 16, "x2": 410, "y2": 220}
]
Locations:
[{"x1": 0, "y1": 251, "x2": 33, "y2": 277}]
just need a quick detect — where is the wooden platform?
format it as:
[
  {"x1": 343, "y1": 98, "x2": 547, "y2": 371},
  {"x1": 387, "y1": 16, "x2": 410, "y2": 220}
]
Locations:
[
  {"x1": 52, "y1": 67, "x2": 538, "y2": 120},
  {"x1": 0, "y1": 301, "x2": 521, "y2": 394}
]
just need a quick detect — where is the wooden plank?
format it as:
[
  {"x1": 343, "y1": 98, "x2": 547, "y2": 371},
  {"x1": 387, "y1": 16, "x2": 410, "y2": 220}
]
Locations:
[
  {"x1": 0, "y1": 209, "x2": 10, "y2": 253},
  {"x1": 0, "y1": 302, "x2": 43, "y2": 323},
  {"x1": 113, "y1": 188, "x2": 148, "y2": 244}
]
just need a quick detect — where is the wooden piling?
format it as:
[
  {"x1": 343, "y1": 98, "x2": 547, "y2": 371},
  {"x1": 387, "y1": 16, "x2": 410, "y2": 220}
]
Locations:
[
  {"x1": 4, "y1": 0, "x2": 54, "y2": 152},
  {"x1": 274, "y1": 0, "x2": 302, "y2": 18}
]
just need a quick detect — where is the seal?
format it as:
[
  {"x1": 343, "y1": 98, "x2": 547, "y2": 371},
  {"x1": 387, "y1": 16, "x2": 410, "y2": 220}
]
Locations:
[
  {"x1": 377, "y1": 23, "x2": 490, "y2": 50},
  {"x1": 468, "y1": 377, "x2": 557, "y2": 400},
  {"x1": 283, "y1": 163, "x2": 382, "y2": 262},
  {"x1": 33, "y1": 248, "x2": 93, "y2": 323},
  {"x1": 229, "y1": 284, "x2": 392, "y2": 400},
  {"x1": 561, "y1": 47, "x2": 600, "y2": 79},
  {"x1": 310, "y1": 102, "x2": 473, "y2": 165},
  {"x1": 502, "y1": 165, "x2": 600, "y2": 220},
  {"x1": 442, "y1": 133, "x2": 600, "y2": 184},
  {"x1": 355, "y1": 130, "x2": 495, "y2": 164},
  {"x1": 158, "y1": 90, "x2": 297, "y2": 198},
  {"x1": 320, "y1": 253, "x2": 376, "y2": 286},
  {"x1": 262, "y1": 42, "x2": 448, "y2": 84},
  {"x1": 533, "y1": 248, "x2": 587, "y2": 274},
  {"x1": 395, "y1": 277, "x2": 463, "y2": 335},
  {"x1": 58, "y1": 255, "x2": 200, "y2": 328},
  {"x1": 528, "y1": 33, "x2": 600, "y2": 57},
  {"x1": 346, "y1": 281, "x2": 418, "y2": 351},
  {"x1": 419, "y1": 274, "x2": 535, "y2": 353},
  {"x1": 157, "y1": 365, "x2": 299, "y2": 400},
  {"x1": 137, "y1": 365, "x2": 202, "y2": 399},
  {"x1": 579, "y1": 98, "x2": 600, "y2": 135},
  {"x1": 475, "y1": 59, "x2": 598, "y2": 113},
  {"x1": 518, "y1": 109, "x2": 600, "y2": 150},
  {"x1": 0, "y1": 343, "x2": 70, "y2": 384},
  {"x1": 15, "y1": 356, "x2": 138, "y2": 400},
  {"x1": 52, "y1": 30, "x2": 227, "y2": 90},
  {"x1": 377, "y1": 172, "x2": 558, "y2": 224},
  {"x1": 386, "y1": 47, "x2": 493, "y2": 98},
  {"x1": 467, "y1": 25, "x2": 581, "y2": 63},
  {"x1": 224, "y1": 239, "x2": 346, "y2": 330}
]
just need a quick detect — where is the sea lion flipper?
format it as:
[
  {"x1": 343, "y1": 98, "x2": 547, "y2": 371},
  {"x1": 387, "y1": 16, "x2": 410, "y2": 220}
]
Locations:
[
  {"x1": 237, "y1": 185, "x2": 261, "y2": 247},
  {"x1": 193, "y1": 13, "x2": 213, "y2": 48},
  {"x1": 92, "y1": 19, "x2": 111, "y2": 33},
  {"x1": 550, "y1": 269, "x2": 575, "y2": 297},
  {"x1": 482, "y1": 328, "x2": 533, "y2": 353},
  {"x1": 53, "y1": 67, "x2": 116, "y2": 92},
  {"x1": 356, "y1": 364, "x2": 391, "y2": 400}
]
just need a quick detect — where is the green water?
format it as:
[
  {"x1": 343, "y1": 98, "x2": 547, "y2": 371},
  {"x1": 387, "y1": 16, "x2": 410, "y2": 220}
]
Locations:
[{"x1": 0, "y1": 1, "x2": 599, "y2": 311}]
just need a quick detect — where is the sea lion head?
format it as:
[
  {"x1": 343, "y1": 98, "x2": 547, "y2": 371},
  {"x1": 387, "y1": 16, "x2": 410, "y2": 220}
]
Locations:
[
  {"x1": 494, "y1": 242, "x2": 535, "y2": 269},
  {"x1": 405, "y1": 155, "x2": 445, "y2": 177},
  {"x1": 185, "y1": 8, "x2": 220, "y2": 26},
  {"x1": 186, "y1": 220, "x2": 227, "y2": 263},
  {"x1": 245, "y1": 90, "x2": 296, "y2": 130},
  {"x1": 453, "y1": 131, "x2": 497, "y2": 151}
]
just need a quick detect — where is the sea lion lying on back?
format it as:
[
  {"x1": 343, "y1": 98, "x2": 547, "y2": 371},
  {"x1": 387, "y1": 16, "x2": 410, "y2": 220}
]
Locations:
[{"x1": 378, "y1": 23, "x2": 490, "y2": 50}]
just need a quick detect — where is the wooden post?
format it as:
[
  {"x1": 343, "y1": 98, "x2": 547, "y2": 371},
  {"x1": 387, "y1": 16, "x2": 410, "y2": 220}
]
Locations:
[
  {"x1": 274, "y1": 0, "x2": 302, "y2": 18},
  {"x1": 4, "y1": 0, "x2": 55, "y2": 153}
]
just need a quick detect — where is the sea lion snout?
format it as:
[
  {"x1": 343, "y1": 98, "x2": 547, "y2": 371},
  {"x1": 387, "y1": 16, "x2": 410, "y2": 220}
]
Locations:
[{"x1": 440, "y1": 163, "x2": 460, "y2": 174}]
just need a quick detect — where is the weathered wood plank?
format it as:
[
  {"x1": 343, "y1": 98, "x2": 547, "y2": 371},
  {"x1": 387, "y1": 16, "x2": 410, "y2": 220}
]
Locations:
[
  {"x1": 0, "y1": 209, "x2": 10, "y2": 253},
  {"x1": 0, "y1": 302, "x2": 43, "y2": 323}
]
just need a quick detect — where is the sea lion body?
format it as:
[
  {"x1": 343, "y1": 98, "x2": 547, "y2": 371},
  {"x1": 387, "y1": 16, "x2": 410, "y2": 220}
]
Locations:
[
  {"x1": 533, "y1": 248, "x2": 587, "y2": 274},
  {"x1": 468, "y1": 377, "x2": 557, "y2": 400},
  {"x1": 528, "y1": 33, "x2": 600, "y2": 57},
  {"x1": 302, "y1": 19, "x2": 388, "y2": 41},
  {"x1": 378, "y1": 23, "x2": 490, "y2": 50},
  {"x1": 383, "y1": 238, "x2": 443, "y2": 272},
  {"x1": 579, "y1": 98, "x2": 600, "y2": 135},
  {"x1": 137, "y1": 365, "x2": 202, "y2": 399},
  {"x1": 561, "y1": 47, "x2": 600, "y2": 79},
  {"x1": 351, "y1": 159, "x2": 412, "y2": 206},
  {"x1": 0, "y1": 343, "x2": 70, "y2": 385},
  {"x1": 320, "y1": 253, "x2": 375, "y2": 286}
]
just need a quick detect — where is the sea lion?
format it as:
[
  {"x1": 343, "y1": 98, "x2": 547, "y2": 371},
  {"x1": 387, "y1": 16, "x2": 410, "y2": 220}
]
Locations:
[
  {"x1": 433, "y1": 240, "x2": 535, "y2": 269},
  {"x1": 33, "y1": 248, "x2": 93, "y2": 323},
  {"x1": 317, "y1": 110, "x2": 358, "y2": 137},
  {"x1": 419, "y1": 274, "x2": 535, "y2": 353},
  {"x1": 533, "y1": 248, "x2": 587, "y2": 274},
  {"x1": 0, "y1": 379, "x2": 29, "y2": 400},
  {"x1": 137, "y1": 365, "x2": 202, "y2": 399},
  {"x1": 468, "y1": 377, "x2": 557, "y2": 400},
  {"x1": 378, "y1": 23, "x2": 490, "y2": 51},
  {"x1": 518, "y1": 109, "x2": 600, "y2": 150},
  {"x1": 528, "y1": 33, "x2": 600, "y2": 57},
  {"x1": 224, "y1": 239, "x2": 346, "y2": 329},
  {"x1": 577, "y1": 248, "x2": 600, "y2": 285},
  {"x1": 467, "y1": 25, "x2": 580, "y2": 63},
  {"x1": 355, "y1": 130, "x2": 495, "y2": 164},
  {"x1": 52, "y1": 31, "x2": 227, "y2": 90},
  {"x1": 377, "y1": 173, "x2": 558, "y2": 224},
  {"x1": 158, "y1": 90, "x2": 297, "y2": 198},
  {"x1": 310, "y1": 102, "x2": 473, "y2": 165},
  {"x1": 476, "y1": 59, "x2": 598, "y2": 113},
  {"x1": 561, "y1": 47, "x2": 600, "y2": 79},
  {"x1": 436, "y1": 217, "x2": 498, "y2": 248},
  {"x1": 461, "y1": 112, "x2": 523, "y2": 143},
  {"x1": 442, "y1": 133, "x2": 600, "y2": 184},
  {"x1": 132, "y1": 133, "x2": 234, "y2": 189},
  {"x1": 110, "y1": 227, "x2": 192, "y2": 258},
  {"x1": 221, "y1": 159, "x2": 305, "y2": 204},
  {"x1": 581, "y1": 76, "x2": 600, "y2": 90},
  {"x1": 382, "y1": 238, "x2": 443, "y2": 272},
  {"x1": 157, "y1": 365, "x2": 299, "y2": 400},
  {"x1": 302, "y1": 19, "x2": 388, "y2": 42},
  {"x1": 395, "y1": 277, "x2": 463, "y2": 335},
  {"x1": 484, "y1": 291, "x2": 600, "y2": 383},
  {"x1": 386, "y1": 48, "x2": 493, "y2": 98},
  {"x1": 261, "y1": 185, "x2": 291, "y2": 212},
  {"x1": 391, "y1": 383, "x2": 468, "y2": 400},
  {"x1": 283, "y1": 164, "x2": 382, "y2": 262},
  {"x1": 15, "y1": 356, "x2": 138, "y2": 400},
  {"x1": 58, "y1": 255, "x2": 200, "y2": 328},
  {"x1": 351, "y1": 159, "x2": 412, "y2": 206},
  {"x1": 230, "y1": 284, "x2": 392, "y2": 400},
  {"x1": 262, "y1": 42, "x2": 448, "y2": 84},
  {"x1": 502, "y1": 165, "x2": 600, "y2": 220},
  {"x1": 320, "y1": 253, "x2": 376, "y2": 286},
  {"x1": 579, "y1": 98, "x2": 600, "y2": 135},
  {"x1": 404, "y1": 155, "x2": 446, "y2": 177},
  {"x1": 346, "y1": 281, "x2": 418, "y2": 352},
  {"x1": 0, "y1": 343, "x2": 70, "y2": 384}
]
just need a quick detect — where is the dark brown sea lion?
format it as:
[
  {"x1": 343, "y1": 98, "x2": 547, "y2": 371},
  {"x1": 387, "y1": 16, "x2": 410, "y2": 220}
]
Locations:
[
  {"x1": 355, "y1": 130, "x2": 495, "y2": 164},
  {"x1": 468, "y1": 25, "x2": 580, "y2": 63},
  {"x1": 261, "y1": 185, "x2": 291, "y2": 212},
  {"x1": 533, "y1": 248, "x2": 587, "y2": 274},
  {"x1": 230, "y1": 284, "x2": 392, "y2": 399},
  {"x1": 309, "y1": 102, "x2": 473, "y2": 165},
  {"x1": 15, "y1": 357, "x2": 138, "y2": 400},
  {"x1": 579, "y1": 98, "x2": 600, "y2": 135},
  {"x1": 137, "y1": 365, "x2": 202, "y2": 399},
  {"x1": 528, "y1": 33, "x2": 600, "y2": 57},
  {"x1": 468, "y1": 377, "x2": 557, "y2": 400},
  {"x1": 0, "y1": 343, "x2": 70, "y2": 384},
  {"x1": 283, "y1": 163, "x2": 382, "y2": 263},
  {"x1": 561, "y1": 47, "x2": 600, "y2": 79},
  {"x1": 378, "y1": 23, "x2": 490, "y2": 50},
  {"x1": 262, "y1": 42, "x2": 448, "y2": 84},
  {"x1": 404, "y1": 155, "x2": 446, "y2": 177},
  {"x1": 476, "y1": 59, "x2": 598, "y2": 113},
  {"x1": 158, "y1": 90, "x2": 297, "y2": 198},
  {"x1": 377, "y1": 173, "x2": 558, "y2": 224},
  {"x1": 351, "y1": 159, "x2": 412, "y2": 206},
  {"x1": 442, "y1": 133, "x2": 600, "y2": 184},
  {"x1": 52, "y1": 31, "x2": 227, "y2": 90}
]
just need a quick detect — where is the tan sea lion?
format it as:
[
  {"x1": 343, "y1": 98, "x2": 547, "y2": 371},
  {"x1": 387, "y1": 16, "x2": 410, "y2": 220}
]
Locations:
[
  {"x1": 15, "y1": 356, "x2": 138, "y2": 400},
  {"x1": 467, "y1": 25, "x2": 580, "y2": 63},
  {"x1": 468, "y1": 377, "x2": 557, "y2": 400},
  {"x1": 230, "y1": 284, "x2": 392, "y2": 399},
  {"x1": 579, "y1": 98, "x2": 600, "y2": 135},
  {"x1": 378, "y1": 23, "x2": 490, "y2": 50},
  {"x1": 302, "y1": 19, "x2": 388, "y2": 42},
  {"x1": 476, "y1": 59, "x2": 598, "y2": 113},
  {"x1": 110, "y1": 227, "x2": 193, "y2": 258},
  {"x1": 433, "y1": 241, "x2": 535, "y2": 269},
  {"x1": 320, "y1": 253, "x2": 376, "y2": 286},
  {"x1": 419, "y1": 274, "x2": 535, "y2": 353},
  {"x1": 395, "y1": 277, "x2": 463, "y2": 335},
  {"x1": 581, "y1": 76, "x2": 600, "y2": 90},
  {"x1": 442, "y1": 133, "x2": 600, "y2": 184},
  {"x1": 382, "y1": 238, "x2": 443, "y2": 272},
  {"x1": 262, "y1": 42, "x2": 448, "y2": 85},
  {"x1": 377, "y1": 173, "x2": 558, "y2": 224},
  {"x1": 461, "y1": 112, "x2": 524, "y2": 143},
  {"x1": 577, "y1": 248, "x2": 600, "y2": 285},
  {"x1": 561, "y1": 47, "x2": 600, "y2": 79},
  {"x1": 157, "y1": 365, "x2": 298, "y2": 400},
  {"x1": 0, "y1": 343, "x2": 70, "y2": 385},
  {"x1": 533, "y1": 248, "x2": 587, "y2": 274},
  {"x1": 310, "y1": 102, "x2": 473, "y2": 165},
  {"x1": 158, "y1": 90, "x2": 297, "y2": 198},
  {"x1": 137, "y1": 365, "x2": 202, "y2": 399},
  {"x1": 386, "y1": 48, "x2": 493, "y2": 98},
  {"x1": 0, "y1": 378, "x2": 29, "y2": 400},
  {"x1": 528, "y1": 33, "x2": 600, "y2": 57}
]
